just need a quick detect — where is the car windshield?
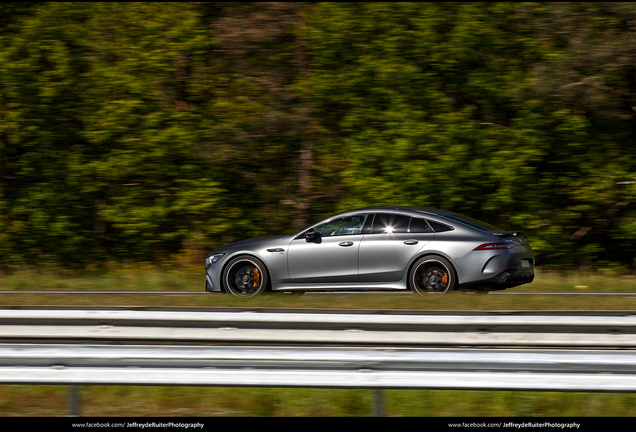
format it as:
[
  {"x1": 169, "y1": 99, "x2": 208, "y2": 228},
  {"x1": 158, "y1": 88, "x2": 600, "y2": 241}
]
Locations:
[{"x1": 440, "y1": 212, "x2": 506, "y2": 232}]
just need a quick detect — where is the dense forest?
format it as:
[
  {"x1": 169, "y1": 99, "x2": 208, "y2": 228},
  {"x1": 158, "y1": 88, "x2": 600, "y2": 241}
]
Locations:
[{"x1": 2, "y1": 2, "x2": 636, "y2": 270}]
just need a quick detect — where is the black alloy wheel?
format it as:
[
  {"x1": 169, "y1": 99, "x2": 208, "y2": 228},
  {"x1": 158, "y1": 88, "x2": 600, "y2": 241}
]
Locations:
[
  {"x1": 223, "y1": 255, "x2": 269, "y2": 297},
  {"x1": 409, "y1": 256, "x2": 456, "y2": 296}
]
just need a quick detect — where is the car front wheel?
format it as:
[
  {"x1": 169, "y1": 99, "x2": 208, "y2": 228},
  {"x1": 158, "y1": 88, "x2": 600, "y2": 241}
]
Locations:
[{"x1": 222, "y1": 255, "x2": 269, "y2": 297}]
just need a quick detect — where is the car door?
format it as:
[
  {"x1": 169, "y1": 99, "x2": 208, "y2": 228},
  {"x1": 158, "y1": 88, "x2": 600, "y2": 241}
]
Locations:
[
  {"x1": 287, "y1": 214, "x2": 370, "y2": 284},
  {"x1": 358, "y1": 214, "x2": 434, "y2": 282}
]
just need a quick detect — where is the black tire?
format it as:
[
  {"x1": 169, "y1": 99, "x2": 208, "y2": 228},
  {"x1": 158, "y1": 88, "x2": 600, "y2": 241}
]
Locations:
[
  {"x1": 222, "y1": 255, "x2": 269, "y2": 297},
  {"x1": 409, "y1": 256, "x2": 456, "y2": 296}
]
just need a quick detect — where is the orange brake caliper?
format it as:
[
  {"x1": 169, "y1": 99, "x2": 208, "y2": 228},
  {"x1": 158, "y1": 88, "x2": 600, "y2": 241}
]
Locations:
[{"x1": 253, "y1": 267, "x2": 260, "y2": 288}]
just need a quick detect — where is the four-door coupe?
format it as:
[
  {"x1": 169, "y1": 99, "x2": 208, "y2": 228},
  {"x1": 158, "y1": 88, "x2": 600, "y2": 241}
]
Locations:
[{"x1": 205, "y1": 207, "x2": 535, "y2": 297}]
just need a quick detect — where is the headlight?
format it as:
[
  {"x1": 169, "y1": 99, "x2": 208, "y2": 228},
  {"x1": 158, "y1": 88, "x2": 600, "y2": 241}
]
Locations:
[{"x1": 207, "y1": 253, "x2": 225, "y2": 264}]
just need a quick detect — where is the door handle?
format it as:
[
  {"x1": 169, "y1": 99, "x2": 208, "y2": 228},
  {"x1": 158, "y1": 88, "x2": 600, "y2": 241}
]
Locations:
[
  {"x1": 404, "y1": 240, "x2": 419, "y2": 245},
  {"x1": 339, "y1": 241, "x2": 354, "y2": 247}
]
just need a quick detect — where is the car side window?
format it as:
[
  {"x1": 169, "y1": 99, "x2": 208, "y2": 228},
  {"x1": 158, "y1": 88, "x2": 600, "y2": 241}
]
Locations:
[
  {"x1": 409, "y1": 217, "x2": 433, "y2": 233},
  {"x1": 313, "y1": 214, "x2": 368, "y2": 237},
  {"x1": 427, "y1": 220, "x2": 453, "y2": 232},
  {"x1": 370, "y1": 213, "x2": 410, "y2": 234}
]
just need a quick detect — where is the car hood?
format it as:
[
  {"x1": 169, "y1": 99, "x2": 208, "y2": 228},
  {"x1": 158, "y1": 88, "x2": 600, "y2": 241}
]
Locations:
[{"x1": 222, "y1": 235, "x2": 291, "y2": 250}]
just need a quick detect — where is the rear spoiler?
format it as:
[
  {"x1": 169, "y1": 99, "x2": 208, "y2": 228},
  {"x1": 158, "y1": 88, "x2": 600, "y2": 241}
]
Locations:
[{"x1": 493, "y1": 231, "x2": 525, "y2": 237}]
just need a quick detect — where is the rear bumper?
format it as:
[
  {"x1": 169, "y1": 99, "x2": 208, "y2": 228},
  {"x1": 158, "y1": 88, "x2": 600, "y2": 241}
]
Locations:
[
  {"x1": 490, "y1": 269, "x2": 535, "y2": 287},
  {"x1": 460, "y1": 268, "x2": 534, "y2": 291}
]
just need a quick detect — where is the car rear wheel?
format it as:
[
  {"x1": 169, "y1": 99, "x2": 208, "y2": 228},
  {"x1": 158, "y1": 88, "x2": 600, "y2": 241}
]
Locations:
[
  {"x1": 222, "y1": 255, "x2": 269, "y2": 297},
  {"x1": 409, "y1": 256, "x2": 456, "y2": 296}
]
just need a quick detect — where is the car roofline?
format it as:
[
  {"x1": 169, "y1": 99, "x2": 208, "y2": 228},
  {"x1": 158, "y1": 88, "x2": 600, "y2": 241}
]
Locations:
[
  {"x1": 338, "y1": 207, "x2": 446, "y2": 217},
  {"x1": 294, "y1": 207, "x2": 454, "y2": 237}
]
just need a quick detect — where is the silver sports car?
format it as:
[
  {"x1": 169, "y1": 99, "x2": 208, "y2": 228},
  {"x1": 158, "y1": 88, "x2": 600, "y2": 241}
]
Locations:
[{"x1": 205, "y1": 207, "x2": 535, "y2": 297}]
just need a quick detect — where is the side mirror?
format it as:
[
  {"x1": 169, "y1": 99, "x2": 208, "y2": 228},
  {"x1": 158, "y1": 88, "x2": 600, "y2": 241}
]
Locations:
[{"x1": 305, "y1": 228, "x2": 321, "y2": 242}]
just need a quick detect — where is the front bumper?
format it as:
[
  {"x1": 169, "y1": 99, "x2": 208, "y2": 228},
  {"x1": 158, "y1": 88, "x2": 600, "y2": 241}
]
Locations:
[
  {"x1": 205, "y1": 273, "x2": 218, "y2": 292},
  {"x1": 205, "y1": 258, "x2": 224, "y2": 292}
]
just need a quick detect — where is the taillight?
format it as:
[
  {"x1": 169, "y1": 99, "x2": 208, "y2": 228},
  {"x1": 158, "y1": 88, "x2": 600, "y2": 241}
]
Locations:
[{"x1": 473, "y1": 242, "x2": 516, "y2": 250}]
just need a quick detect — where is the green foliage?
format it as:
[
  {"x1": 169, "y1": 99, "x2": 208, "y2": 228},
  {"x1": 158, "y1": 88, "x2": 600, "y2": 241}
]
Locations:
[
  {"x1": 3, "y1": 384, "x2": 636, "y2": 416},
  {"x1": 2, "y1": 2, "x2": 636, "y2": 268},
  {"x1": 0, "y1": 3, "x2": 227, "y2": 266},
  {"x1": 298, "y1": 2, "x2": 636, "y2": 267}
]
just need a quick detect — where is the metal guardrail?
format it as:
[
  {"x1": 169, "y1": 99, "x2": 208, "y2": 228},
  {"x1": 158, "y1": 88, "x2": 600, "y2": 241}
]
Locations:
[
  {"x1": 1, "y1": 308, "x2": 636, "y2": 416},
  {"x1": 1, "y1": 308, "x2": 636, "y2": 347},
  {"x1": 2, "y1": 345, "x2": 636, "y2": 391},
  {"x1": 1, "y1": 343, "x2": 636, "y2": 416}
]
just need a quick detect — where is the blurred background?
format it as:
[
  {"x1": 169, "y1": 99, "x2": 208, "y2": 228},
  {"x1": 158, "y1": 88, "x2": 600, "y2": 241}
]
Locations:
[
  {"x1": 2, "y1": 2, "x2": 636, "y2": 272},
  {"x1": 3, "y1": 4, "x2": 636, "y2": 418}
]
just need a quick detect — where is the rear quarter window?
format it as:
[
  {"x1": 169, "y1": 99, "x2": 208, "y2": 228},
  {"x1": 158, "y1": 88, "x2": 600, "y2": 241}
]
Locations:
[
  {"x1": 409, "y1": 217, "x2": 433, "y2": 233},
  {"x1": 427, "y1": 220, "x2": 453, "y2": 232}
]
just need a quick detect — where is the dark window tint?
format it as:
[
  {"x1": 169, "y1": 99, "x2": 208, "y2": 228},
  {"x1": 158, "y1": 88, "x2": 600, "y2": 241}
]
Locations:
[
  {"x1": 371, "y1": 213, "x2": 410, "y2": 234},
  {"x1": 409, "y1": 217, "x2": 433, "y2": 233},
  {"x1": 427, "y1": 220, "x2": 453, "y2": 232},
  {"x1": 361, "y1": 214, "x2": 375, "y2": 234},
  {"x1": 313, "y1": 214, "x2": 368, "y2": 237}
]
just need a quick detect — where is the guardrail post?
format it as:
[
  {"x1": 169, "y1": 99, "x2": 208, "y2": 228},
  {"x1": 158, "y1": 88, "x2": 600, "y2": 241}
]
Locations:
[
  {"x1": 68, "y1": 385, "x2": 80, "y2": 417},
  {"x1": 374, "y1": 389, "x2": 384, "y2": 417}
]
